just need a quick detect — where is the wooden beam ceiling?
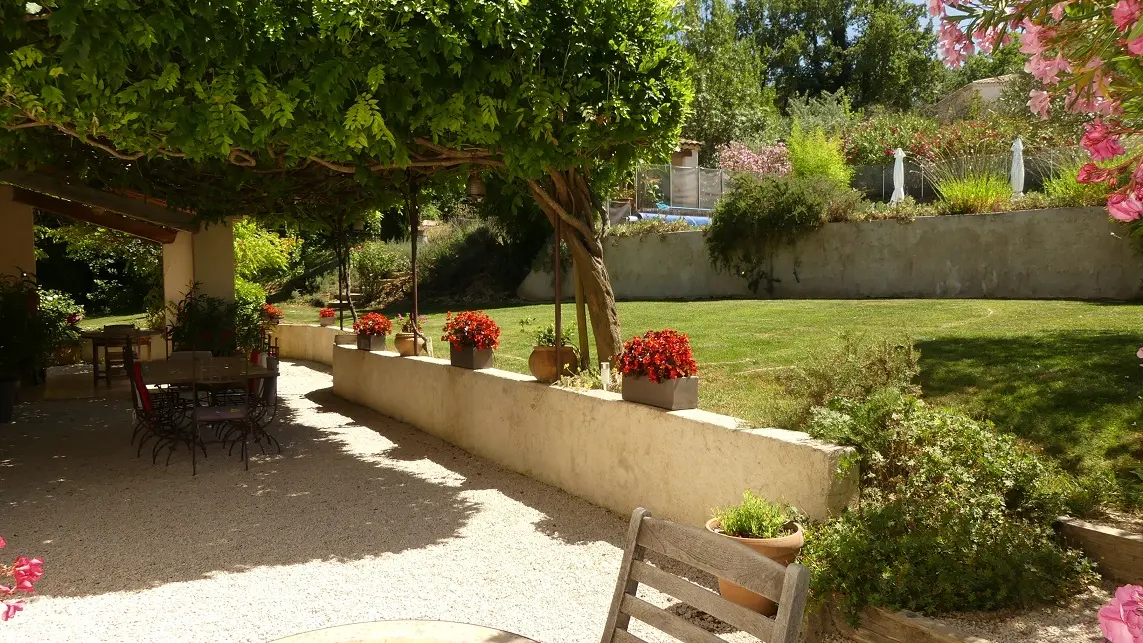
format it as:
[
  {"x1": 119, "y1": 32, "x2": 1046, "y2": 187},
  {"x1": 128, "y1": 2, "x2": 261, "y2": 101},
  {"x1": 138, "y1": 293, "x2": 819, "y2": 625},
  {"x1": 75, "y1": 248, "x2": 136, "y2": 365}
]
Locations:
[{"x1": 11, "y1": 188, "x2": 178, "y2": 244}]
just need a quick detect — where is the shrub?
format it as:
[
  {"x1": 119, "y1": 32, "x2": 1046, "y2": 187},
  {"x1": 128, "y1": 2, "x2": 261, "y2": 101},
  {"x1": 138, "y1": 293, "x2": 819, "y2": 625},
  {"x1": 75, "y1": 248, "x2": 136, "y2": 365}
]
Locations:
[
  {"x1": 706, "y1": 173, "x2": 861, "y2": 293},
  {"x1": 441, "y1": 311, "x2": 500, "y2": 350},
  {"x1": 352, "y1": 241, "x2": 411, "y2": 304},
  {"x1": 1044, "y1": 161, "x2": 1112, "y2": 207},
  {"x1": 787, "y1": 122, "x2": 854, "y2": 189},
  {"x1": 617, "y1": 329, "x2": 697, "y2": 383},
  {"x1": 534, "y1": 322, "x2": 574, "y2": 347},
  {"x1": 352, "y1": 312, "x2": 392, "y2": 336},
  {"x1": 233, "y1": 219, "x2": 301, "y2": 286},
  {"x1": 935, "y1": 174, "x2": 1011, "y2": 214},
  {"x1": 168, "y1": 285, "x2": 261, "y2": 356},
  {"x1": 716, "y1": 141, "x2": 791, "y2": 176},
  {"x1": 713, "y1": 491, "x2": 798, "y2": 539},
  {"x1": 608, "y1": 218, "x2": 694, "y2": 238},
  {"x1": 844, "y1": 113, "x2": 938, "y2": 166},
  {"x1": 801, "y1": 390, "x2": 1094, "y2": 620},
  {"x1": 233, "y1": 278, "x2": 266, "y2": 351}
]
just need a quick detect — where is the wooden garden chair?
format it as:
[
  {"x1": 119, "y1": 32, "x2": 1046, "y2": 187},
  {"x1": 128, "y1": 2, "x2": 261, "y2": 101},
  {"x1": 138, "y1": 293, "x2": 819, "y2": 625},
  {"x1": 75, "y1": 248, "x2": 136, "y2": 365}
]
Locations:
[{"x1": 601, "y1": 507, "x2": 810, "y2": 643}]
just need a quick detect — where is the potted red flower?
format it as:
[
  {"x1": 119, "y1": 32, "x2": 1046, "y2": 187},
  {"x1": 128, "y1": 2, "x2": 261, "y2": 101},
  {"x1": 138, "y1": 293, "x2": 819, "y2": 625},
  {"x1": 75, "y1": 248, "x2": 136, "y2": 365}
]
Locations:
[
  {"x1": 617, "y1": 329, "x2": 699, "y2": 410},
  {"x1": 318, "y1": 307, "x2": 336, "y2": 327},
  {"x1": 262, "y1": 303, "x2": 284, "y2": 325},
  {"x1": 352, "y1": 312, "x2": 392, "y2": 351},
  {"x1": 441, "y1": 311, "x2": 499, "y2": 369}
]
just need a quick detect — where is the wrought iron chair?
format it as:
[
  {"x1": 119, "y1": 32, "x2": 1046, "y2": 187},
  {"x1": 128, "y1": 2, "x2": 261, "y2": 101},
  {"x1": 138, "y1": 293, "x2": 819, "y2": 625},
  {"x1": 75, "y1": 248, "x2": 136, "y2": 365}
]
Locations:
[
  {"x1": 191, "y1": 358, "x2": 256, "y2": 474},
  {"x1": 124, "y1": 339, "x2": 192, "y2": 457}
]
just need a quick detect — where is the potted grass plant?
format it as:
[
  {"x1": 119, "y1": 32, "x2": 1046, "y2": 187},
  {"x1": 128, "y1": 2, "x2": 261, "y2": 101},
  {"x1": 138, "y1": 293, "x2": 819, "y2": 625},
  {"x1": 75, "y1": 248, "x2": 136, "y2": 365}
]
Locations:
[
  {"x1": 528, "y1": 322, "x2": 578, "y2": 383},
  {"x1": 393, "y1": 313, "x2": 429, "y2": 357},
  {"x1": 441, "y1": 311, "x2": 499, "y2": 369},
  {"x1": 318, "y1": 307, "x2": 336, "y2": 326},
  {"x1": 353, "y1": 312, "x2": 392, "y2": 351},
  {"x1": 706, "y1": 491, "x2": 804, "y2": 615},
  {"x1": 617, "y1": 329, "x2": 698, "y2": 410}
]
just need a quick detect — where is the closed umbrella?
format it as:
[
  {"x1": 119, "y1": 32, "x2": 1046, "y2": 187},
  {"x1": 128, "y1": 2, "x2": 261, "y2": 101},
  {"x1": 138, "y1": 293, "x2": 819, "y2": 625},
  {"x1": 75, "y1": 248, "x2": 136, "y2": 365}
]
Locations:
[
  {"x1": 890, "y1": 148, "x2": 906, "y2": 204},
  {"x1": 1011, "y1": 137, "x2": 1025, "y2": 198}
]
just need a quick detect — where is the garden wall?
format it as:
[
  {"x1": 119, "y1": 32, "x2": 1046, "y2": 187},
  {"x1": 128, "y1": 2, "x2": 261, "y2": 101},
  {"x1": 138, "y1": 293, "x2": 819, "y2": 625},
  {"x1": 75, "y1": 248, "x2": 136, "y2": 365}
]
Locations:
[
  {"x1": 268, "y1": 323, "x2": 348, "y2": 365},
  {"x1": 331, "y1": 346, "x2": 858, "y2": 525},
  {"x1": 518, "y1": 207, "x2": 1143, "y2": 301}
]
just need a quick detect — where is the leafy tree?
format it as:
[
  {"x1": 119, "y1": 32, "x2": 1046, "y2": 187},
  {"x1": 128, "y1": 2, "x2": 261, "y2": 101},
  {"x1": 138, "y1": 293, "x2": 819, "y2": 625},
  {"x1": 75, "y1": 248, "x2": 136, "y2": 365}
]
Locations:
[
  {"x1": 680, "y1": 0, "x2": 781, "y2": 163},
  {"x1": 0, "y1": 0, "x2": 691, "y2": 360},
  {"x1": 233, "y1": 220, "x2": 301, "y2": 287},
  {"x1": 734, "y1": 0, "x2": 939, "y2": 109}
]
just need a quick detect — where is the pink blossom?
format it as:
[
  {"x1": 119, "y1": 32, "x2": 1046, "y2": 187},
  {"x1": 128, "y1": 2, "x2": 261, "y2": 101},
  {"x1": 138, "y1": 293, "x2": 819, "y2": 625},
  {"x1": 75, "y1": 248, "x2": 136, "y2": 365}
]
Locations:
[
  {"x1": 1019, "y1": 19, "x2": 1053, "y2": 56},
  {"x1": 1025, "y1": 53, "x2": 1070, "y2": 85},
  {"x1": 0, "y1": 601, "x2": 22, "y2": 622},
  {"x1": 973, "y1": 27, "x2": 1001, "y2": 54},
  {"x1": 1100, "y1": 585, "x2": 1143, "y2": 642},
  {"x1": 1027, "y1": 90, "x2": 1051, "y2": 119},
  {"x1": 1108, "y1": 193, "x2": 1143, "y2": 221},
  {"x1": 717, "y1": 142, "x2": 791, "y2": 176},
  {"x1": 927, "y1": 0, "x2": 944, "y2": 16},
  {"x1": 1083, "y1": 119, "x2": 1127, "y2": 161},
  {"x1": 1114, "y1": 0, "x2": 1142, "y2": 31},
  {"x1": 1077, "y1": 162, "x2": 1113, "y2": 184},
  {"x1": 13, "y1": 557, "x2": 43, "y2": 589},
  {"x1": 1051, "y1": 1, "x2": 1069, "y2": 21},
  {"x1": 0, "y1": 537, "x2": 6, "y2": 550},
  {"x1": 1136, "y1": 346, "x2": 1143, "y2": 359},
  {"x1": 1129, "y1": 34, "x2": 1143, "y2": 55}
]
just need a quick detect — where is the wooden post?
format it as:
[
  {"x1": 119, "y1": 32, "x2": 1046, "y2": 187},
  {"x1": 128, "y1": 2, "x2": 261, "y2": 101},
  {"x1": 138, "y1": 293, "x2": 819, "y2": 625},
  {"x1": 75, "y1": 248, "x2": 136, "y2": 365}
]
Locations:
[
  {"x1": 409, "y1": 178, "x2": 421, "y2": 356},
  {"x1": 553, "y1": 220, "x2": 561, "y2": 377}
]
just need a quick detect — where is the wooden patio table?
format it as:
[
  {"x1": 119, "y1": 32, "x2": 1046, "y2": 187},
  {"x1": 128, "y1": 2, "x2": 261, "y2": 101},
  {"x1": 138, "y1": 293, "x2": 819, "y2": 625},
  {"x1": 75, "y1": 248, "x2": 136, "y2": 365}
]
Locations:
[
  {"x1": 80, "y1": 328, "x2": 156, "y2": 383},
  {"x1": 270, "y1": 620, "x2": 540, "y2": 643}
]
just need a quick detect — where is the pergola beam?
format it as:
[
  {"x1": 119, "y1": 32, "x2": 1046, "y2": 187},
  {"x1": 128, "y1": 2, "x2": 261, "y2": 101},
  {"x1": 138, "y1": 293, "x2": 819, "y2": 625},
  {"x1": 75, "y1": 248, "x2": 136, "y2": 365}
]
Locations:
[
  {"x1": 10, "y1": 187, "x2": 178, "y2": 244},
  {"x1": 0, "y1": 170, "x2": 198, "y2": 232}
]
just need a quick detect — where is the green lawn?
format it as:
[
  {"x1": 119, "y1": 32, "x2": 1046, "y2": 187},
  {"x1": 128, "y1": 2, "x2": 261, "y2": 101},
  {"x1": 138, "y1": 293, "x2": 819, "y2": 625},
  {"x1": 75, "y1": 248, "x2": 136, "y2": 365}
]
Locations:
[
  {"x1": 286, "y1": 298, "x2": 1143, "y2": 481},
  {"x1": 78, "y1": 312, "x2": 148, "y2": 330}
]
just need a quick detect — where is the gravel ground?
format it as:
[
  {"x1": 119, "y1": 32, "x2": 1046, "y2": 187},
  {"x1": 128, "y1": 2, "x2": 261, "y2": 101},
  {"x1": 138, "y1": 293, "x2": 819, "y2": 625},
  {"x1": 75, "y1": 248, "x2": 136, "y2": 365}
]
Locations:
[
  {"x1": 938, "y1": 584, "x2": 1111, "y2": 643},
  {"x1": 0, "y1": 360, "x2": 758, "y2": 643}
]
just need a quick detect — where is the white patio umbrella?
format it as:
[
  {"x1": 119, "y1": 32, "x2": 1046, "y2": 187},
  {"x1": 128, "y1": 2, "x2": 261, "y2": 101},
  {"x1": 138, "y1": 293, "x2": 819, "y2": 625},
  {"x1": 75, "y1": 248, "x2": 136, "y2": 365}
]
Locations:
[
  {"x1": 1011, "y1": 137, "x2": 1025, "y2": 198},
  {"x1": 890, "y1": 148, "x2": 906, "y2": 204}
]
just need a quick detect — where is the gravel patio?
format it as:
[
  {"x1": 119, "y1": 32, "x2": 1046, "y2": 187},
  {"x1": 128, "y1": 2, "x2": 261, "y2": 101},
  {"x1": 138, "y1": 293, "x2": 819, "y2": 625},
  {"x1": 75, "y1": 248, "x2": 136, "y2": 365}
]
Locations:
[{"x1": 0, "y1": 360, "x2": 693, "y2": 643}]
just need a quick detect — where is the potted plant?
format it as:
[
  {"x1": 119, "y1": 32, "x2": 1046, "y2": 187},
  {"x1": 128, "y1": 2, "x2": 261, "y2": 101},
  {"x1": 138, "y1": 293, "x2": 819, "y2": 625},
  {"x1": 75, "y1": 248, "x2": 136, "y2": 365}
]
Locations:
[
  {"x1": 617, "y1": 329, "x2": 698, "y2": 410},
  {"x1": 706, "y1": 491, "x2": 804, "y2": 615},
  {"x1": 262, "y1": 303, "x2": 284, "y2": 325},
  {"x1": 393, "y1": 313, "x2": 429, "y2": 357},
  {"x1": 441, "y1": 310, "x2": 499, "y2": 369},
  {"x1": 0, "y1": 277, "x2": 56, "y2": 423},
  {"x1": 353, "y1": 312, "x2": 392, "y2": 351},
  {"x1": 528, "y1": 322, "x2": 578, "y2": 383},
  {"x1": 318, "y1": 307, "x2": 336, "y2": 327}
]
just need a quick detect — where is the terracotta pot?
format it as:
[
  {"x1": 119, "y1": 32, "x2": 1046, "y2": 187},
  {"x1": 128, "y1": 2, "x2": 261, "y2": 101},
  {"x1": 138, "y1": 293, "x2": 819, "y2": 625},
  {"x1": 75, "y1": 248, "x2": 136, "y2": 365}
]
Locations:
[
  {"x1": 394, "y1": 332, "x2": 428, "y2": 357},
  {"x1": 622, "y1": 374, "x2": 698, "y2": 411},
  {"x1": 449, "y1": 344, "x2": 493, "y2": 370},
  {"x1": 528, "y1": 345, "x2": 578, "y2": 383},
  {"x1": 357, "y1": 334, "x2": 386, "y2": 351},
  {"x1": 705, "y1": 519, "x2": 804, "y2": 615},
  {"x1": 319, "y1": 317, "x2": 334, "y2": 327}
]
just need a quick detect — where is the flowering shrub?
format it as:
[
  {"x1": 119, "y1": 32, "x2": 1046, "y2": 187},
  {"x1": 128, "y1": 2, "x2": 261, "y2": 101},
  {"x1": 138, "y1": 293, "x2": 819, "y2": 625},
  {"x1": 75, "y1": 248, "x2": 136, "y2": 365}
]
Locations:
[
  {"x1": 261, "y1": 303, "x2": 283, "y2": 324},
  {"x1": 716, "y1": 141, "x2": 791, "y2": 176},
  {"x1": 931, "y1": 0, "x2": 1143, "y2": 220},
  {"x1": 441, "y1": 311, "x2": 500, "y2": 350},
  {"x1": 617, "y1": 329, "x2": 698, "y2": 383},
  {"x1": 845, "y1": 115, "x2": 1071, "y2": 165},
  {"x1": 0, "y1": 535, "x2": 43, "y2": 621},
  {"x1": 352, "y1": 312, "x2": 392, "y2": 336},
  {"x1": 318, "y1": 307, "x2": 335, "y2": 319},
  {"x1": 395, "y1": 313, "x2": 425, "y2": 333},
  {"x1": 1100, "y1": 585, "x2": 1143, "y2": 643}
]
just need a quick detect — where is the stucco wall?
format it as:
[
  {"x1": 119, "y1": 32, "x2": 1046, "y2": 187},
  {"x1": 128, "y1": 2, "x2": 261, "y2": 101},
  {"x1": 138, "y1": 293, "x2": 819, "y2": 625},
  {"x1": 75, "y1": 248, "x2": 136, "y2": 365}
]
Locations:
[
  {"x1": 270, "y1": 323, "x2": 350, "y2": 365},
  {"x1": 332, "y1": 346, "x2": 857, "y2": 525},
  {"x1": 518, "y1": 207, "x2": 1143, "y2": 301}
]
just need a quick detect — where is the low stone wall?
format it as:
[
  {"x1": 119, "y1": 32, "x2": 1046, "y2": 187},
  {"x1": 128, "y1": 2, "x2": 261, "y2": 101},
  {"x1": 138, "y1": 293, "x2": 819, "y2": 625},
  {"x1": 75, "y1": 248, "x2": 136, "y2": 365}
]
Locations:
[
  {"x1": 269, "y1": 323, "x2": 349, "y2": 365},
  {"x1": 519, "y1": 207, "x2": 1143, "y2": 301},
  {"x1": 332, "y1": 346, "x2": 857, "y2": 525}
]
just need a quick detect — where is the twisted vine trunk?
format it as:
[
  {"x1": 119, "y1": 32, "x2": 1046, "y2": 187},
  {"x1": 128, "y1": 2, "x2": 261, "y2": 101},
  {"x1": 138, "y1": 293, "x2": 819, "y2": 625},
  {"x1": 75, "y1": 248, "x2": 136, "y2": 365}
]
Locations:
[{"x1": 528, "y1": 168, "x2": 621, "y2": 363}]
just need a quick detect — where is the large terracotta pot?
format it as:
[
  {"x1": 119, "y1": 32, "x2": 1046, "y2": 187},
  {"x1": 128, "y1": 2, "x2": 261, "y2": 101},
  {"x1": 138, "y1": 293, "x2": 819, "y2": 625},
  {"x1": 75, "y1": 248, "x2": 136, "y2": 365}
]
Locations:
[
  {"x1": 528, "y1": 345, "x2": 578, "y2": 383},
  {"x1": 394, "y1": 332, "x2": 428, "y2": 357},
  {"x1": 357, "y1": 334, "x2": 386, "y2": 351},
  {"x1": 622, "y1": 374, "x2": 698, "y2": 411},
  {"x1": 450, "y1": 344, "x2": 493, "y2": 370},
  {"x1": 705, "y1": 519, "x2": 804, "y2": 615}
]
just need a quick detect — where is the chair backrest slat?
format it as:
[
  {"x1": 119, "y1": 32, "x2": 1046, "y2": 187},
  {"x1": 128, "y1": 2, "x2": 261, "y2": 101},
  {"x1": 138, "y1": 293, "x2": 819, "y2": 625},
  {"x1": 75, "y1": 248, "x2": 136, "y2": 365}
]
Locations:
[
  {"x1": 628, "y1": 560, "x2": 775, "y2": 639},
  {"x1": 636, "y1": 517, "x2": 786, "y2": 600},
  {"x1": 601, "y1": 508, "x2": 809, "y2": 643}
]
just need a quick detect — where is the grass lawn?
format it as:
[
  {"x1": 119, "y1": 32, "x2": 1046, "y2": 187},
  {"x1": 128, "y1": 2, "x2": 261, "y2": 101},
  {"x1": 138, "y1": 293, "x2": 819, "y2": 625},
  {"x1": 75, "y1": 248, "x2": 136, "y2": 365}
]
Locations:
[
  {"x1": 285, "y1": 298, "x2": 1143, "y2": 480},
  {"x1": 78, "y1": 312, "x2": 148, "y2": 330}
]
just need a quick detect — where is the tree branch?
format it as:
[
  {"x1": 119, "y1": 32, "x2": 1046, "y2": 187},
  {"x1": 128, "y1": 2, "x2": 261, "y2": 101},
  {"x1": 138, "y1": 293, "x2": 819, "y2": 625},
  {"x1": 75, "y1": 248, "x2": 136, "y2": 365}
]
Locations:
[{"x1": 527, "y1": 178, "x2": 600, "y2": 253}]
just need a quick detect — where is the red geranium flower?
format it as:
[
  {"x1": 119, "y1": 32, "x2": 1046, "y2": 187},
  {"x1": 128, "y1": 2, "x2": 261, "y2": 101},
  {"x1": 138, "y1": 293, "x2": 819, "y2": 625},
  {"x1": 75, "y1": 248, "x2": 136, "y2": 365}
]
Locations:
[
  {"x1": 441, "y1": 311, "x2": 500, "y2": 350},
  {"x1": 616, "y1": 329, "x2": 698, "y2": 383}
]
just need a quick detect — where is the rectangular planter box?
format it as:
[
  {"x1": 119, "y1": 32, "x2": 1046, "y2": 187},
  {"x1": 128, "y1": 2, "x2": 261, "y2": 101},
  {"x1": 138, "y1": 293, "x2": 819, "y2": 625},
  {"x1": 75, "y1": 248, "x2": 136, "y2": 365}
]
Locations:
[
  {"x1": 449, "y1": 345, "x2": 493, "y2": 370},
  {"x1": 357, "y1": 334, "x2": 386, "y2": 351},
  {"x1": 1056, "y1": 516, "x2": 1143, "y2": 584},
  {"x1": 622, "y1": 374, "x2": 698, "y2": 411}
]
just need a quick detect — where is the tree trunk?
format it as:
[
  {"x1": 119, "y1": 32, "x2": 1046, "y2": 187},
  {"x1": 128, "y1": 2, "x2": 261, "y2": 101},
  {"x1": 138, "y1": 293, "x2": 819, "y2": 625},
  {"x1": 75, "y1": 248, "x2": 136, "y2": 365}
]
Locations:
[{"x1": 528, "y1": 169, "x2": 621, "y2": 363}]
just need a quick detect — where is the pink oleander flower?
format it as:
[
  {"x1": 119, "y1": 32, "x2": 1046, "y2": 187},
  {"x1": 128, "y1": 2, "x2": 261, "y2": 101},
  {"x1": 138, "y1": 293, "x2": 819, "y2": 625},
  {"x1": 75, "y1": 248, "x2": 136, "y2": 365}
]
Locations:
[
  {"x1": 1128, "y1": 34, "x2": 1143, "y2": 55},
  {"x1": 0, "y1": 537, "x2": 43, "y2": 623},
  {"x1": 1114, "y1": 0, "x2": 1142, "y2": 31},
  {"x1": 1, "y1": 601, "x2": 22, "y2": 622},
  {"x1": 1136, "y1": 346, "x2": 1143, "y2": 359},
  {"x1": 1077, "y1": 162, "x2": 1113, "y2": 184},
  {"x1": 927, "y1": 0, "x2": 944, "y2": 16},
  {"x1": 1020, "y1": 19, "x2": 1053, "y2": 56},
  {"x1": 1083, "y1": 119, "x2": 1127, "y2": 161},
  {"x1": 1100, "y1": 585, "x2": 1143, "y2": 643},
  {"x1": 1108, "y1": 192, "x2": 1143, "y2": 221},
  {"x1": 1051, "y1": 1, "x2": 1069, "y2": 21},
  {"x1": 1028, "y1": 89, "x2": 1051, "y2": 119},
  {"x1": 1025, "y1": 53, "x2": 1070, "y2": 85}
]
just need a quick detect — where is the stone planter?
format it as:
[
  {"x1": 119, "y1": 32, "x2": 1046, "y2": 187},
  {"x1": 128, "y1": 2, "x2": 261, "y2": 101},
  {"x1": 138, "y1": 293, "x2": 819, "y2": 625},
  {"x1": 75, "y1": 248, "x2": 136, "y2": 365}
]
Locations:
[
  {"x1": 449, "y1": 344, "x2": 493, "y2": 370},
  {"x1": 622, "y1": 374, "x2": 698, "y2": 411},
  {"x1": 528, "y1": 345, "x2": 578, "y2": 383},
  {"x1": 394, "y1": 332, "x2": 428, "y2": 357},
  {"x1": 706, "y1": 519, "x2": 804, "y2": 615},
  {"x1": 319, "y1": 317, "x2": 334, "y2": 327},
  {"x1": 357, "y1": 334, "x2": 386, "y2": 351}
]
